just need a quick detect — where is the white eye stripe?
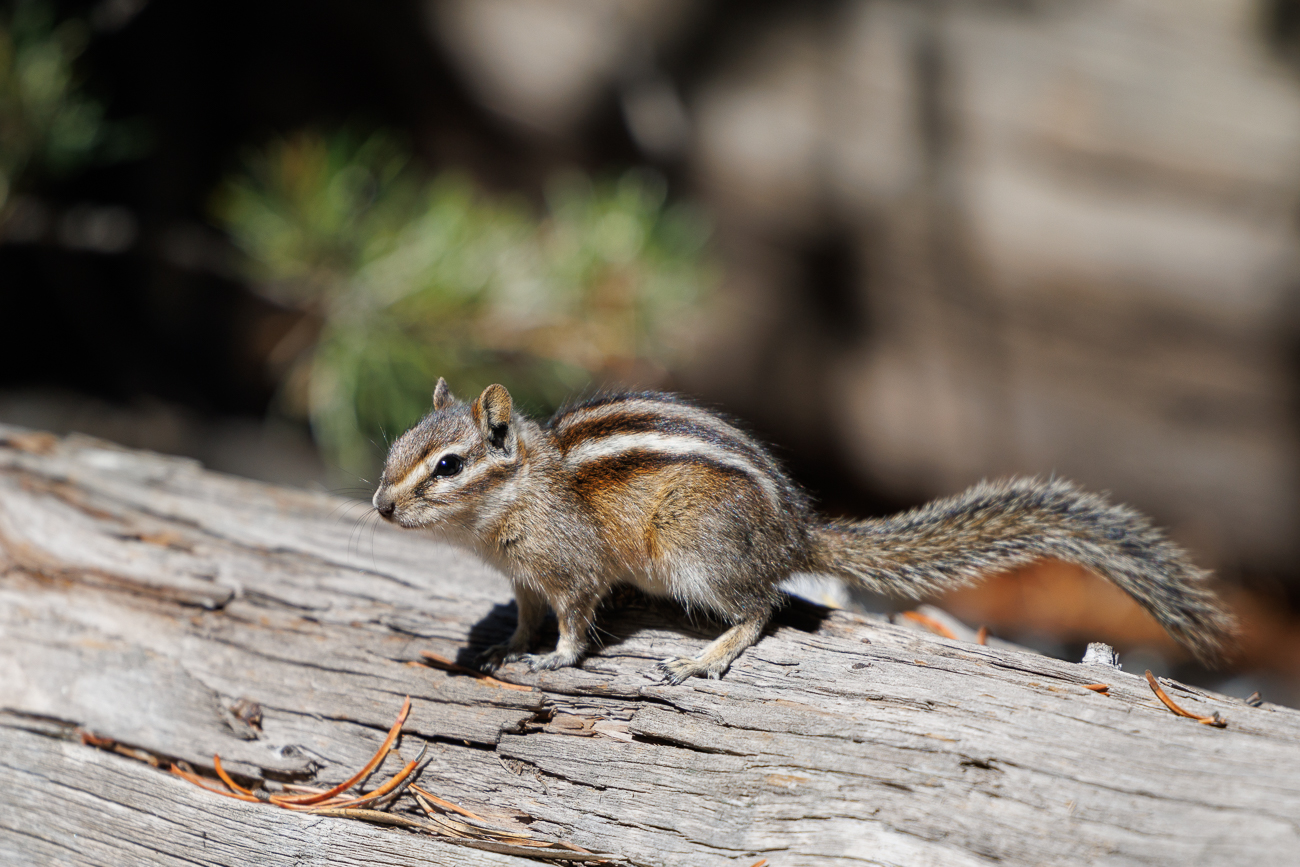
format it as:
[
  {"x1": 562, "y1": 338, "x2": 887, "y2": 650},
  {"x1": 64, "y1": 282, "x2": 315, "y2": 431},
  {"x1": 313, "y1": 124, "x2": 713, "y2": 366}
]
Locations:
[
  {"x1": 564, "y1": 432, "x2": 783, "y2": 507},
  {"x1": 388, "y1": 448, "x2": 476, "y2": 496}
]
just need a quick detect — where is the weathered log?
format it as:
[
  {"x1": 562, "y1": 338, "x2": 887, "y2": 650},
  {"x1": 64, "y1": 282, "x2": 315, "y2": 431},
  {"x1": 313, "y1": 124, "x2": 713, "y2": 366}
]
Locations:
[{"x1": 1, "y1": 424, "x2": 1297, "y2": 866}]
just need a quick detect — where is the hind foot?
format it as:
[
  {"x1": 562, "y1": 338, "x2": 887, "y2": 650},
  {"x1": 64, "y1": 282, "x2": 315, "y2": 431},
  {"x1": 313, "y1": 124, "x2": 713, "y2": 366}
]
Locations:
[{"x1": 654, "y1": 655, "x2": 726, "y2": 685}]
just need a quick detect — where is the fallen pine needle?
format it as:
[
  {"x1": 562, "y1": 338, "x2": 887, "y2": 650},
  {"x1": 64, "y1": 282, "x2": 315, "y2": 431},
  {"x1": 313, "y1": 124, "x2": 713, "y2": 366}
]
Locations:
[
  {"x1": 413, "y1": 799, "x2": 475, "y2": 838},
  {"x1": 409, "y1": 783, "x2": 489, "y2": 823},
  {"x1": 170, "y1": 697, "x2": 620, "y2": 859},
  {"x1": 326, "y1": 752, "x2": 420, "y2": 809},
  {"x1": 303, "y1": 807, "x2": 437, "y2": 829},
  {"x1": 271, "y1": 696, "x2": 411, "y2": 805},
  {"x1": 902, "y1": 611, "x2": 957, "y2": 640},
  {"x1": 420, "y1": 651, "x2": 535, "y2": 691},
  {"x1": 413, "y1": 791, "x2": 530, "y2": 838},
  {"x1": 78, "y1": 730, "x2": 161, "y2": 767},
  {"x1": 385, "y1": 799, "x2": 617, "y2": 861},
  {"x1": 213, "y1": 755, "x2": 255, "y2": 796},
  {"x1": 79, "y1": 731, "x2": 116, "y2": 748},
  {"x1": 1144, "y1": 671, "x2": 1226, "y2": 727},
  {"x1": 170, "y1": 762, "x2": 261, "y2": 802}
]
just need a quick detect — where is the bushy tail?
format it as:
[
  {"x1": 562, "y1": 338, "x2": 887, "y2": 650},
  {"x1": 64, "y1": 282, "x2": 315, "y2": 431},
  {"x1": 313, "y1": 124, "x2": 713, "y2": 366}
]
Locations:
[{"x1": 810, "y1": 477, "x2": 1234, "y2": 664}]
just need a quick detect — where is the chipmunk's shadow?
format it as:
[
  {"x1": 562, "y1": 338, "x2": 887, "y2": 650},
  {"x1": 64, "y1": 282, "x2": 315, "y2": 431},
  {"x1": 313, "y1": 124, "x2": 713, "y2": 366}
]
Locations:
[
  {"x1": 456, "y1": 602, "x2": 541, "y2": 669},
  {"x1": 455, "y1": 588, "x2": 832, "y2": 670}
]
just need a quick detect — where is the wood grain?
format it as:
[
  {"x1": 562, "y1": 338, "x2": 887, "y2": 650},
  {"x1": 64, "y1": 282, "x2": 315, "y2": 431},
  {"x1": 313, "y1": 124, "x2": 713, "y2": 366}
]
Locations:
[{"x1": 2, "y1": 425, "x2": 1298, "y2": 866}]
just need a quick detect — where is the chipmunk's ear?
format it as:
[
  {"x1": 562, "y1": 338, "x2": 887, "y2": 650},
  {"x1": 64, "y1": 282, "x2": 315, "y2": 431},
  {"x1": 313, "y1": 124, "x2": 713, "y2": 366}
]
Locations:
[
  {"x1": 432, "y1": 377, "x2": 454, "y2": 411},
  {"x1": 473, "y1": 384, "x2": 514, "y2": 452}
]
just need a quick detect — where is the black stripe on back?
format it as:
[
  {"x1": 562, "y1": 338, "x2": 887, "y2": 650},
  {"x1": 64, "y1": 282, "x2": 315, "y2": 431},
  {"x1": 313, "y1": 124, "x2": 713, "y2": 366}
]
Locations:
[
  {"x1": 571, "y1": 450, "x2": 759, "y2": 496},
  {"x1": 552, "y1": 391, "x2": 812, "y2": 515}
]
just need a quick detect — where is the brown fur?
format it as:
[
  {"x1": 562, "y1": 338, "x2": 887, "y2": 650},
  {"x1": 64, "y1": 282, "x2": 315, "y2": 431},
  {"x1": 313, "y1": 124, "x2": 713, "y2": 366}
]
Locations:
[{"x1": 375, "y1": 383, "x2": 1233, "y2": 684}]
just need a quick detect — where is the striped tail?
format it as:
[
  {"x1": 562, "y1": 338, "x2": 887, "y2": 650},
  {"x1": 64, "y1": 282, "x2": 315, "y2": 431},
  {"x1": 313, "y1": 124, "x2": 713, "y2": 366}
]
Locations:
[{"x1": 810, "y1": 477, "x2": 1235, "y2": 664}]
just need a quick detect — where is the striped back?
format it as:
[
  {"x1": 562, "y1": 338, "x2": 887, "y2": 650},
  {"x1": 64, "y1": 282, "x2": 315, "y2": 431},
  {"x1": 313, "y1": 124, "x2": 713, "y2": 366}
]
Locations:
[{"x1": 549, "y1": 392, "x2": 807, "y2": 516}]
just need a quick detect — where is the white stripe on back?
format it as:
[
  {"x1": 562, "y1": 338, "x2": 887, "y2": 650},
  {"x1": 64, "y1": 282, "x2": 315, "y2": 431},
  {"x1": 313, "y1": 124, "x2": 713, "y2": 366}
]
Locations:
[
  {"x1": 564, "y1": 431, "x2": 782, "y2": 507},
  {"x1": 556, "y1": 399, "x2": 780, "y2": 471},
  {"x1": 558, "y1": 398, "x2": 723, "y2": 433}
]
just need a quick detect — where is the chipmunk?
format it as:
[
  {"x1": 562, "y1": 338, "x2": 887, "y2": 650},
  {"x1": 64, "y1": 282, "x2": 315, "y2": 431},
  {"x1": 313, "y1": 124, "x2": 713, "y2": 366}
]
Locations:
[{"x1": 373, "y1": 379, "x2": 1234, "y2": 683}]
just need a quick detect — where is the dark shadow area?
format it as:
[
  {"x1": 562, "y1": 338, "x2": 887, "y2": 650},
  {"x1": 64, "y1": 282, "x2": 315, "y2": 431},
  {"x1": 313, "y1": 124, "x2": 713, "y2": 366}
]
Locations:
[
  {"x1": 456, "y1": 586, "x2": 833, "y2": 674},
  {"x1": 455, "y1": 599, "x2": 539, "y2": 670}
]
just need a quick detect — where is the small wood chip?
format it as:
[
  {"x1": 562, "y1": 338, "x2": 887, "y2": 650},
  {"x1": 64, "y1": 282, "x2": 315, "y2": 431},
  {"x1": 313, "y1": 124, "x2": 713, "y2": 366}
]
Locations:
[
  {"x1": 975, "y1": 626, "x2": 989, "y2": 646},
  {"x1": 1144, "y1": 671, "x2": 1226, "y2": 727},
  {"x1": 1082, "y1": 683, "x2": 1110, "y2": 695},
  {"x1": 230, "y1": 697, "x2": 263, "y2": 729}
]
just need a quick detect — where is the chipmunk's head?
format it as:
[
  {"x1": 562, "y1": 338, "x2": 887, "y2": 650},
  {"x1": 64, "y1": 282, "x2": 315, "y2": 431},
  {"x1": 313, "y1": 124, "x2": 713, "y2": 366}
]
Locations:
[{"x1": 372, "y1": 378, "x2": 523, "y2": 529}]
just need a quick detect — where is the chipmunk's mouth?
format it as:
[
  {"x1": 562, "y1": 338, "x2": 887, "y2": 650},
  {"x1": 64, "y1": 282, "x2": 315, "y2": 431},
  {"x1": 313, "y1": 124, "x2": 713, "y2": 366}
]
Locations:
[{"x1": 375, "y1": 504, "x2": 427, "y2": 529}]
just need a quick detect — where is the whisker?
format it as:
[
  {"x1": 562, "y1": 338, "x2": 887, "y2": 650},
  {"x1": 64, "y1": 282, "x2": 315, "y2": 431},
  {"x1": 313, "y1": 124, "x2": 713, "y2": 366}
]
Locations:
[
  {"x1": 328, "y1": 486, "x2": 376, "y2": 497},
  {"x1": 348, "y1": 508, "x2": 375, "y2": 561},
  {"x1": 327, "y1": 499, "x2": 373, "y2": 528},
  {"x1": 367, "y1": 510, "x2": 382, "y2": 572}
]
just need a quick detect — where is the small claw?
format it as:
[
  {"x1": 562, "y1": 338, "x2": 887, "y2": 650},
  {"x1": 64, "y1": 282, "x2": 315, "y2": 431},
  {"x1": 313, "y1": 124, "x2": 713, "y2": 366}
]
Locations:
[
  {"x1": 477, "y1": 644, "x2": 525, "y2": 672},
  {"x1": 654, "y1": 657, "x2": 702, "y2": 685}
]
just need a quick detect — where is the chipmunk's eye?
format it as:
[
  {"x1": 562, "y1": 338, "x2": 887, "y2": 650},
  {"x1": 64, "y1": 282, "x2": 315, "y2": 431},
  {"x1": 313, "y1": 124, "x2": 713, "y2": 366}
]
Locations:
[{"x1": 432, "y1": 454, "x2": 463, "y2": 478}]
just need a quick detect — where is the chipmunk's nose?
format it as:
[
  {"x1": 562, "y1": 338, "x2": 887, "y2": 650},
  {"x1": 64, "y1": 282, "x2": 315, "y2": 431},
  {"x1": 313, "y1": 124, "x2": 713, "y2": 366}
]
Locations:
[{"x1": 373, "y1": 490, "x2": 396, "y2": 519}]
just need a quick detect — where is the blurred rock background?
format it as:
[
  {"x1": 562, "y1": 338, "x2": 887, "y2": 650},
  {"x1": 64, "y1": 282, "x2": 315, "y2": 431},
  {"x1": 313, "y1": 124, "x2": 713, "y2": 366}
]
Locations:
[{"x1": 5, "y1": 0, "x2": 1300, "y2": 703}]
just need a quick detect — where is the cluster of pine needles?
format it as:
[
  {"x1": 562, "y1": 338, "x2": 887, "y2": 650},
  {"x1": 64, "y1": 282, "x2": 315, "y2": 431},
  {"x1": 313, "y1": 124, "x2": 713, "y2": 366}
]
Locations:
[{"x1": 171, "y1": 696, "x2": 615, "y2": 862}]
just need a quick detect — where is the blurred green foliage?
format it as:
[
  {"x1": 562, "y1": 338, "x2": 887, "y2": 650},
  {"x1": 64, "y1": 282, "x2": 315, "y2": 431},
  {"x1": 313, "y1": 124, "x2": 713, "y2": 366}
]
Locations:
[
  {"x1": 214, "y1": 130, "x2": 714, "y2": 481},
  {"x1": 0, "y1": 1, "x2": 140, "y2": 207}
]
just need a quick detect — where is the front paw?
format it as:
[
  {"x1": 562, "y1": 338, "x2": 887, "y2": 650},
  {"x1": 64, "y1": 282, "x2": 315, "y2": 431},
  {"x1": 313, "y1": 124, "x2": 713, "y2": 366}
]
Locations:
[
  {"x1": 478, "y1": 643, "x2": 526, "y2": 672},
  {"x1": 522, "y1": 650, "x2": 580, "y2": 672},
  {"x1": 654, "y1": 656, "x2": 724, "y2": 685}
]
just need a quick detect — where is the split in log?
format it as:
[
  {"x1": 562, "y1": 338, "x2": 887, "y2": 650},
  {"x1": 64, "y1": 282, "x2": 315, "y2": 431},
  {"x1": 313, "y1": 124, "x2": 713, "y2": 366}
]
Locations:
[{"x1": 2, "y1": 424, "x2": 1299, "y2": 866}]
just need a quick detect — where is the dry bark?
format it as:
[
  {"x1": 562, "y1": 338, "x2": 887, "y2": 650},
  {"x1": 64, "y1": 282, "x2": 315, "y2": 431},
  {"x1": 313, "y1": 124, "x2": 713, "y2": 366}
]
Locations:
[{"x1": 1, "y1": 424, "x2": 1298, "y2": 866}]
